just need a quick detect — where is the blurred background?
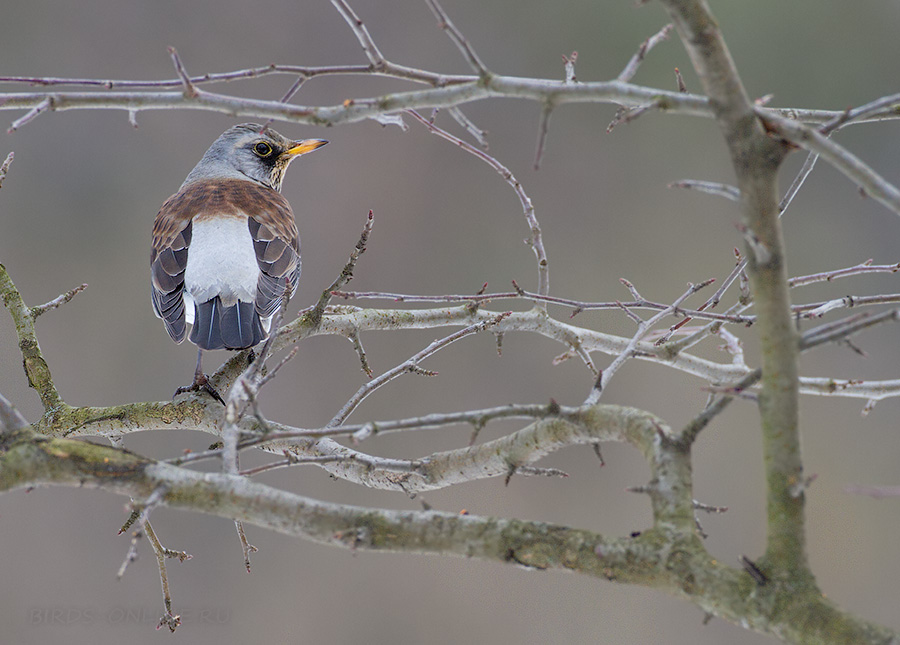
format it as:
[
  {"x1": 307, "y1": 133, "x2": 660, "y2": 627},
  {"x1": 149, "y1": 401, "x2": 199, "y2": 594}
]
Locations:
[{"x1": 2, "y1": 1, "x2": 899, "y2": 643}]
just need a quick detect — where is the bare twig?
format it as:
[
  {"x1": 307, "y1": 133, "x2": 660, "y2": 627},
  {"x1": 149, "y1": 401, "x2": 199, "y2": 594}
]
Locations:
[
  {"x1": 693, "y1": 500, "x2": 729, "y2": 513},
  {"x1": 239, "y1": 454, "x2": 352, "y2": 477},
  {"x1": 333, "y1": 287, "x2": 755, "y2": 324},
  {"x1": 143, "y1": 520, "x2": 182, "y2": 632},
  {"x1": 779, "y1": 148, "x2": 821, "y2": 213},
  {"x1": 844, "y1": 484, "x2": 900, "y2": 499},
  {"x1": 588, "y1": 279, "x2": 714, "y2": 401},
  {"x1": 788, "y1": 260, "x2": 900, "y2": 288},
  {"x1": 607, "y1": 99, "x2": 662, "y2": 132},
  {"x1": 533, "y1": 103, "x2": 554, "y2": 170},
  {"x1": 0, "y1": 151, "x2": 14, "y2": 188},
  {"x1": 761, "y1": 112, "x2": 900, "y2": 218},
  {"x1": 425, "y1": 0, "x2": 491, "y2": 77},
  {"x1": 261, "y1": 74, "x2": 308, "y2": 132},
  {"x1": 617, "y1": 24, "x2": 673, "y2": 83},
  {"x1": 116, "y1": 530, "x2": 142, "y2": 579},
  {"x1": 0, "y1": 391, "x2": 29, "y2": 434},
  {"x1": 408, "y1": 110, "x2": 550, "y2": 301},
  {"x1": 563, "y1": 51, "x2": 578, "y2": 83},
  {"x1": 348, "y1": 330, "x2": 374, "y2": 378},
  {"x1": 170, "y1": 402, "x2": 568, "y2": 464},
  {"x1": 330, "y1": 0, "x2": 386, "y2": 67},
  {"x1": 668, "y1": 180, "x2": 740, "y2": 202},
  {"x1": 7, "y1": 97, "x2": 50, "y2": 133},
  {"x1": 167, "y1": 47, "x2": 197, "y2": 98},
  {"x1": 448, "y1": 107, "x2": 488, "y2": 147},
  {"x1": 679, "y1": 369, "x2": 761, "y2": 445},
  {"x1": 308, "y1": 210, "x2": 374, "y2": 328},
  {"x1": 674, "y1": 67, "x2": 687, "y2": 93},
  {"x1": 800, "y1": 309, "x2": 900, "y2": 351},
  {"x1": 31, "y1": 283, "x2": 88, "y2": 318},
  {"x1": 819, "y1": 92, "x2": 900, "y2": 136},
  {"x1": 326, "y1": 313, "x2": 511, "y2": 427},
  {"x1": 234, "y1": 520, "x2": 258, "y2": 572}
]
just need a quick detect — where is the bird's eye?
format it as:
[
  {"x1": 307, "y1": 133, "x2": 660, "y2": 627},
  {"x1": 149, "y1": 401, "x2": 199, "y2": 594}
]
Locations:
[{"x1": 253, "y1": 142, "x2": 274, "y2": 157}]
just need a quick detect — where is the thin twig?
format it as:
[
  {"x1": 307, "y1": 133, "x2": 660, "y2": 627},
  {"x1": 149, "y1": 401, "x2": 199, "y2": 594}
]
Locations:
[
  {"x1": 327, "y1": 313, "x2": 510, "y2": 427},
  {"x1": 116, "y1": 530, "x2": 142, "y2": 579},
  {"x1": 448, "y1": 106, "x2": 488, "y2": 148},
  {"x1": 533, "y1": 103, "x2": 554, "y2": 170},
  {"x1": 679, "y1": 369, "x2": 761, "y2": 445},
  {"x1": 307, "y1": 209, "x2": 374, "y2": 328},
  {"x1": 7, "y1": 97, "x2": 50, "y2": 133},
  {"x1": 0, "y1": 391, "x2": 29, "y2": 434},
  {"x1": 800, "y1": 309, "x2": 900, "y2": 351},
  {"x1": 779, "y1": 148, "x2": 821, "y2": 213},
  {"x1": 167, "y1": 47, "x2": 197, "y2": 98},
  {"x1": 674, "y1": 67, "x2": 687, "y2": 92},
  {"x1": 330, "y1": 0, "x2": 386, "y2": 67},
  {"x1": 408, "y1": 110, "x2": 550, "y2": 301},
  {"x1": 31, "y1": 283, "x2": 88, "y2": 318},
  {"x1": 563, "y1": 51, "x2": 578, "y2": 84},
  {"x1": 261, "y1": 74, "x2": 307, "y2": 132},
  {"x1": 617, "y1": 24, "x2": 673, "y2": 83},
  {"x1": 795, "y1": 294, "x2": 900, "y2": 318},
  {"x1": 348, "y1": 330, "x2": 374, "y2": 378},
  {"x1": 332, "y1": 287, "x2": 756, "y2": 324},
  {"x1": 425, "y1": 0, "x2": 491, "y2": 77},
  {"x1": 788, "y1": 260, "x2": 900, "y2": 288},
  {"x1": 820, "y1": 93, "x2": 900, "y2": 136},
  {"x1": 234, "y1": 520, "x2": 258, "y2": 572},
  {"x1": 239, "y1": 454, "x2": 352, "y2": 477},
  {"x1": 587, "y1": 279, "x2": 714, "y2": 402},
  {"x1": 844, "y1": 484, "x2": 900, "y2": 499},
  {"x1": 169, "y1": 402, "x2": 569, "y2": 465},
  {"x1": 144, "y1": 520, "x2": 182, "y2": 632},
  {"x1": 607, "y1": 99, "x2": 662, "y2": 132},
  {"x1": 668, "y1": 180, "x2": 740, "y2": 202},
  {"x1": 761, "y1": 111, "x2": 900, "y2": 218},
  {"x1": 0, "y1": 151, "x2": 14, "y2": 188}
]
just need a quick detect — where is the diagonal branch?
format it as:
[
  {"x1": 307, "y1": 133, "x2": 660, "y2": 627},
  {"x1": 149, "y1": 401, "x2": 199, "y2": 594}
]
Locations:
[
  {"x1": 326, "y1": 312, "x2": 510, "y2": 427},
  {"x1": 761, "y1": 112, "x2": 900, "y2": 218},
  {"x1": 0, "y1": 264, "x2": 67, "y2": 411},
  {"x1": 330, "y1": 0, "x2": 386, "y2": 67},
  {"x1": 408, "y1": 110, "x2": 550, "y2": 302},
  {"x1": 425, "y1": 0, "x2": 491, "y2": 78}
]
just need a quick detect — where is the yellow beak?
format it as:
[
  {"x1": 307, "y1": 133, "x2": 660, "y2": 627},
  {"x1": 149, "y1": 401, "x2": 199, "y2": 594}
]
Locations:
[{"x1": 287, "y1": 139, "x2": 329, "y2": 156}]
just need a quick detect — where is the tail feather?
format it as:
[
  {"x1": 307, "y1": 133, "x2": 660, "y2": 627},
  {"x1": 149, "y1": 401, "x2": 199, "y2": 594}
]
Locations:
[
  {"x1": 220, "y1": 300, "x2": 266, "y2": 349},
  {"x1": 190, "y1": 297, "x2": 265, "y2": 350}
]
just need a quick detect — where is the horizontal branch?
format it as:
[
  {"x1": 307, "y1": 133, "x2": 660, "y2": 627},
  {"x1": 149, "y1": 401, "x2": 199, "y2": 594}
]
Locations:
[
  {"x1": 3, "y1": 74, "x2": 896, "y2": 137},
  {"x1": 2, "y1": 423, "x2": 893, "y2": 643},
  {"x1": 0, "y1": 78, "x2": 711, "y2": 129}
]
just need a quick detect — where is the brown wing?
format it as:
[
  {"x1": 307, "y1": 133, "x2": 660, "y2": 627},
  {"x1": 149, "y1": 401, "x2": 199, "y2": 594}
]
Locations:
[
  {"x1": 223, "y1": 180, "x2": 301, "y2": 319},
  {"x1": 150, "y1": 190, "x2": 195, "y2": 344},
  {"x1": 150, "y1": 179, "x2": 299, "y2": 343}
]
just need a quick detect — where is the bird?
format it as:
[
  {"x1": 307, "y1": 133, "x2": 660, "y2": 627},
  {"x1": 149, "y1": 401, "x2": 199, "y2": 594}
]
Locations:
[{"x1": 151, "y1": 123, "x2": 327, "y2": 401}]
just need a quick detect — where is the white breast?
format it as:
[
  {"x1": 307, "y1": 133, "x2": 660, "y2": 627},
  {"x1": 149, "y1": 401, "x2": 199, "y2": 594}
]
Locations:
[{"x1": 184, "y1": 217, "x2": 258, "y2": 317}]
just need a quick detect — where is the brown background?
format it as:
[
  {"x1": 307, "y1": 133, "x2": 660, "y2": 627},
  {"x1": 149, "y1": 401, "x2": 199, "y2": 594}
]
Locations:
[{"x1": 1, "y1": 1, "x2": 899, "y2": 643}]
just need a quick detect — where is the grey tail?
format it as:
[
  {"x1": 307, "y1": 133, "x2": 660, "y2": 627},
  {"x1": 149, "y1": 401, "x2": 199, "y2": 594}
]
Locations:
[{"x1": 190, "y1": 297, "x2": 266, "y2": 350}]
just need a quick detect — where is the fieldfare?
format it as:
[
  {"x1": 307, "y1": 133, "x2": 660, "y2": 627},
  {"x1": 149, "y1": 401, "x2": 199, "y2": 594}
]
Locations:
[{"x1": 151, "y1": 123, "x2": 327, "y2": 400}]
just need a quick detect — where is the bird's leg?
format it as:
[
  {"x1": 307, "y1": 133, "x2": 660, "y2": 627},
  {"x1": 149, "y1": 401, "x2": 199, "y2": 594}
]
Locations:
[{"x1": 174, "y1": 348, "x2": 226, "y2": 405}]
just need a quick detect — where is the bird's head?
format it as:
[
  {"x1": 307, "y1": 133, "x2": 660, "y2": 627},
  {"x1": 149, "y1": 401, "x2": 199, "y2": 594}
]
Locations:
[{"x1": 185, "y1": 123, "x2": 328, "y2": 191}]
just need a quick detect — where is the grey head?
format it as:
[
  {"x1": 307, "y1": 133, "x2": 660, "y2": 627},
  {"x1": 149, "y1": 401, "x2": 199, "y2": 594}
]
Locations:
[{"x1": 182, "y1": 123, "x2": 328, "y2": 192}]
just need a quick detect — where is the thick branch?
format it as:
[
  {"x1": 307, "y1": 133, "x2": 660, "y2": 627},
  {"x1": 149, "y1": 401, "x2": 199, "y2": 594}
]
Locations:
[
  {"x1": 1, "y1": 424, "x2": 894, "y2": 644},
  {"x1": 658, "y1": 0, "x2": 804, "y2": 576}
]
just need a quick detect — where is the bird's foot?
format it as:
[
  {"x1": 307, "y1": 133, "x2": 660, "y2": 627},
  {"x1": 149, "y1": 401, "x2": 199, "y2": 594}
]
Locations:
[{"x1": 174, "y1": 372, "x2": 226, "y2": 406}]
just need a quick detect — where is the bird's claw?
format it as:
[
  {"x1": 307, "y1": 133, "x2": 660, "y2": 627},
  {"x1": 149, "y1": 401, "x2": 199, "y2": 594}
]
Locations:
[{"x1": 174, "y1": 372, "x2": 226, "y2": 406}]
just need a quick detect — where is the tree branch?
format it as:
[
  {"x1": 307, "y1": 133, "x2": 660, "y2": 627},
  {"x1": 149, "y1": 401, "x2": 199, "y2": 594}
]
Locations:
[{"x1": 658, "y1": 0, "x2": 805, "y2": 578}]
